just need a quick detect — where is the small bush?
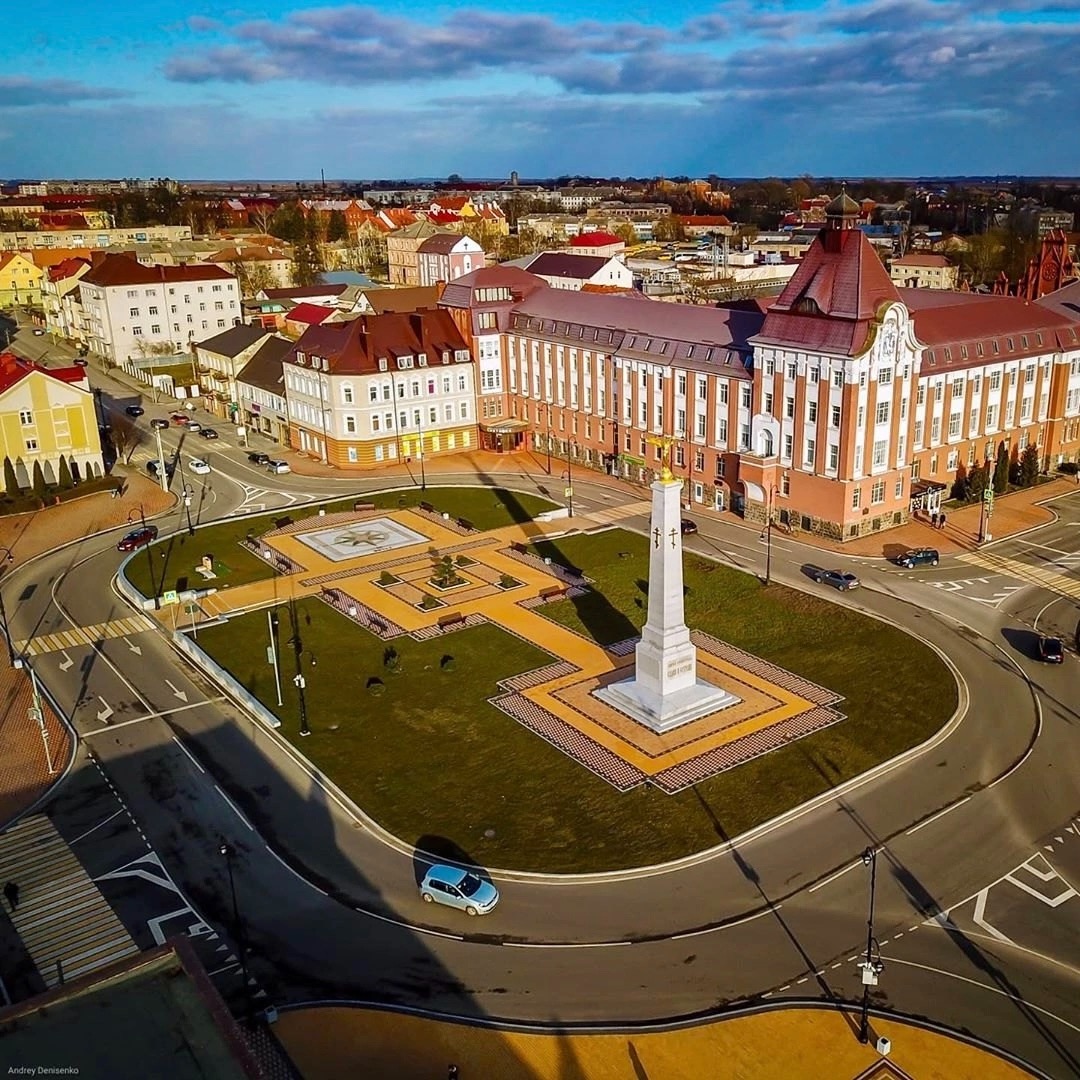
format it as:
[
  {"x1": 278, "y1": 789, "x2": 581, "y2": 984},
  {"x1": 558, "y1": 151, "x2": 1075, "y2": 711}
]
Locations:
[
  {"x1": 440, "y1": 654, "x2": 456, "y2": 672},
  {"x1": 420, "y1": 593, "x2": 440, "y2": 610},
  {"x1": 378, "y1": 570, "x2": 397, "y2": 586},
  {"x1": 366, "y1": 677, "x2": 385, "y2": 696},
  {"x1": 383, "y1": 646, "x2": 400, "y2": 670},
  {"x1": 499, "y1": 573, "x2": 518, "y2": 590},
  {"x1": 455, "y1": 554, "x2": 473, "y2": 567}
]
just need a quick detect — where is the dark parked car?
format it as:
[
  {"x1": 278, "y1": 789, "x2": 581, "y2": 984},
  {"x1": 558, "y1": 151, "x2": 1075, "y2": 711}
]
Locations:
[
  {"x1": 124, "y1": 405, "x2": 145, "y2": 418},
  {"x1": 146, "y1": 460, "x2": 175, "y2": 478},
  {"x1": 150, "y1": 418, "x2": 170, "y2": 430},
  {"x1": 1038, "y1": 635, "x2": 1064, "y2": 663},
  {"x1": 895, "y1": 548, "x2": 939, "y2": 568},
  {"x1": 197, "y1": 427, "x2": 219, "y2": 439},
  {"x1": 116, "y1": 525, "x2": 159, "y2": 552},
  {"x1": 247, "y1": 451, "x2": 270, "y2": 465},
  {"x1": 680, "y1": 519, "x2": 698, "y2": 535},
  {"x1": 73, "y1": 357, "x2": 89, "y2": 366},
  {"x1": 814, "y1": 568, "x2": 861, "y2": 591},
  {"x1": 170, "y1": 413, "x2": 189, "y2": 426}
]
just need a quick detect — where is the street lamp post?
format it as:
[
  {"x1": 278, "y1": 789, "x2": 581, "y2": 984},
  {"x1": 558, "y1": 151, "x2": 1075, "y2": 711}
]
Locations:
[
  {"x1": 182, "y1": 486, "x2": 195, "y2": 536},
  {"x1": 0, "y1": 548, "x2": 15, "y2": 667},
  {"x1": 759, "y1": 487, "x2": 774, "y2": 586},
  {"x1": 219, "y1": 843, "x2": 252, "y2": 1017},
  {"x1": 858, "y1": 846, "x2": 884, "y2": 1044},
  {"x1": 287, "y1": 600, "x2": 312, "y2": 737},
  {"x1": 545, "y1": 403, "x2": 552, "y2": 475},
  {"x1": 564, "y1": 439, "x2": 575, "y2": 518},
  {"x1": 128, "y1": 507, "x2": 161, "y2": 610},
  {"x1": 27, "y1": 661, "x2": 56, "y2": 775}
]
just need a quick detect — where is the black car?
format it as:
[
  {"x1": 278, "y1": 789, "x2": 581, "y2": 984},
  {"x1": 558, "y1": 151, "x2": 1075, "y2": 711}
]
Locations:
[
  {"x1": 680, "y1": 519, "x2": 698, "y2": 535},
  {"x1": 247, "y1": 451, "x2": 270, "y2": 465},
  {"x1": 150, "y1": 418, "x2": 170, "y2": 430},
  {"x1": 1038, "y1": 635, "x2": 1064, "y2": 663},
  {"x1": 895, "y1": 548, "x2": 939, "y2": 568},
  {"x1": 198, "y1": 427, "x2": 219, "y2": 439},
  {"x1": 125, "y1": 405, "x2": 145, "y2": 418}
]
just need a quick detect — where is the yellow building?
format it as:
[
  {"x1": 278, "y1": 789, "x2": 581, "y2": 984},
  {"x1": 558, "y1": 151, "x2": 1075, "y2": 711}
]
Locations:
[
  {"x1": 0, "y1": 353, "x2": 104, "y2": 488},
  {"x1": 0, "y1": 252, "x2": 44, "y2": 307}
]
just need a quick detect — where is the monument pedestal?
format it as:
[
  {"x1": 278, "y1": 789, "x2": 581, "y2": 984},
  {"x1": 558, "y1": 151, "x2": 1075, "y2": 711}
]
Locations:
[{"x1": 595, "y1": 472, "x2": 739, "y2": 734}]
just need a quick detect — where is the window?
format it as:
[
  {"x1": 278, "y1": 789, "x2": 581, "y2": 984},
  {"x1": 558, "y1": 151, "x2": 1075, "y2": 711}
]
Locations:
[
  {"x1": 875, "y1": 402, "x2": 889, "y2": 424},
  {"x1": 931, "y1": 417, "x2": 941, "y2": 442},
  {"x1": 459, "y1": 401, "x2": 469, "y2": 420},
  {"x1": 717, "y1": 418, "x2": 728, "y2": 444},
  {"x1": 214, "y1": 302, "x2": 223, "y2": 311},
  {"x1": 952, "y1": 378, "x2": 964, "y2": 398},
  {"x1": 740, "y1": 385, "x2": 751, "y2": 409},
  {"x1": 19, "y1": 410, "x2": 33, "y2": 426},
  {"x1": 989, "y1": 371, "x2": 1001, "y2": 390},
  {"x1": 787, "y1": 361, "x2": 797, "y2": 379},
  {"x1": 895, "y1": 476, "x2": 904, "y2": 499},
  {"x1": 345, "y1": 415, "x2": 357, "y2": 434},
  {"x1": 808, "y1": 400, "x2": 817, "y2": 422},
  {"x1": 833, "y1": 369, "x2": 843, "y2": 388},
  {"x1": 871, "y1": 479, "x2": 885, "y2": 504},
  {"x1": 878, "y1": 368, "x2": 892, "y2": 384},
  {"x1": 199, "y1": 302, "x2": 206, "y2": 312},
  {"x1": 129, "y1": 307, "x2": 139, "y2": 317},
  {"x1": 781, "y1": 473, "x2": 790, "y2": 495},
  {"x1": 370, "y1": 414, "x2": 379, "y2": 433},
  {"x1": 873, "y1": 439, "x2": 888, "y2": 468},
  {"x1": 948, "y1": 412, "x2": 961, "y2": 437},
  {"x1": 476, "y1": 311, "x2": 497, "y2": 330},
  {"x1": 25, "y1": 439, "x2": 38, "y2": 452},
  {"x1": 828, "y1": 443, "x2": 839, "y2": 470},
  {"x1": 132, "y1": 326, "x2": 143, "y2": 336},
  {"x1": 986, "y1": 404, "x2": 999, "y2": 429},
  {"x1": 934, "y1": 383, "x2": 943, "y2": 402},
  {"x1": 719, "y1": 381, "x2": 729, "y2": 405},
  {"x1": 152, "y1": 324, "x2": 161, "y2": 333},
  {"x1": 148, "y1": 306, "x2": 158, "y2": 316},
  {"x1": 764, "y1": 392, "x2": 773, "y2": 414},
  {"x1": 804, "y1": 438, "x2": 815, "y2": 467},
  {"x1": 677, "y1": 373, "x2": 686, "y2": 397},
  {"x1": 831, "y1": 404, "x2": 841, "y2": 427},
  {"x1": 784, "y1": 433, "x2": 793, "y2": 459},
  {"x1": 696, "y1": 413, "x2": 706, "y2": 438},
  {"x1": 852, "y1": 486, "x2": 862, "y2": 509},
  {"x1": 1021, "y1": 395, "x2": 1033, "y2": 419},
  {"x1": 916, "y1": 384, "x2": 926, "y2": 405},
  {"x1": 785, "y1": 396, "x2": 795, "y2": 419}
]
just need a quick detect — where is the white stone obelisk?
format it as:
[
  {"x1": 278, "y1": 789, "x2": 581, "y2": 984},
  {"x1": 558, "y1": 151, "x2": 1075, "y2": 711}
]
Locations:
[{"x1": 596, "y1": 446, "x2": 739, "y2": 733}]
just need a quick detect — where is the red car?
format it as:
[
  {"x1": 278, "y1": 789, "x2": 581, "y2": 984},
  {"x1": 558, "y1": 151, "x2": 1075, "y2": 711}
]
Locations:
[
  {"x1": 117, "y1": 525, "x2": 159, "y2": 552},
  {"x1": 170, "y1": 412, "x2": 190, "y2": 426}
]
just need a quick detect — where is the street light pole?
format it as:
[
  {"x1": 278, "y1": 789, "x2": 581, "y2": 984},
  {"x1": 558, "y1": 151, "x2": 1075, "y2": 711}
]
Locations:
[
  {"x1": 267, "y1": 609, "x2": 283, "y2": 707},
  {"x1": 219, "y1": 843, "x2": 252, "y2": 1018},
  {"x1": 858, "y1": 846, "x2": 883, "y2": 1044},
  {"x1": 288, "y1": 600, "x2": 311, "y2": 737},
  {"x1": 182, "y1": 486, "x2": 195, "y2": 536},
  {"x1": 0, "y1": 549, "x2": 15, "y2": 667},
  {"x1": 565, "y1": 439, "x2": 574, "y2": 517},
  {"x1": 128, "y1": 506, "x2": 160, "y2": 610},
  {"x1": 27, "y1": 661, "x2": 55, "y2": 775},
  {"x1": 545, "y1": 403, "x2": 552, "y2": 475}
]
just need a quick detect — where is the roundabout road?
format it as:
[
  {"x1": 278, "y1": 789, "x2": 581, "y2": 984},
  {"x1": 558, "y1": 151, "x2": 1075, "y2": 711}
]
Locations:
[{"x1": 6, "y1": 463, "x2": 1080, "y2": 1077}]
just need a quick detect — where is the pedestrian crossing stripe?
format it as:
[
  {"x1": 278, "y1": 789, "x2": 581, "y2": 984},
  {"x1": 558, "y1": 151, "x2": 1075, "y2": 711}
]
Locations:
[
  {"x1": 0, "y1": 815, "x2": 138, "y2": 988},
  {"x1": 15, "y1": 614, "x2": 154, "y2": 657},
  {"x1": 584, "y1": 500, "x2": 653, "y2": 527},
  {"x1": 955, "y1": 550, "x2": 1080, "y2": 600}
]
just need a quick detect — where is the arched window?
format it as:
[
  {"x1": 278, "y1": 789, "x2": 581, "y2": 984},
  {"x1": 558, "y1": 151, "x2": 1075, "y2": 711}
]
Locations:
[{"x1": 760, "y1": 430, "x2": 774, "y2": 457}]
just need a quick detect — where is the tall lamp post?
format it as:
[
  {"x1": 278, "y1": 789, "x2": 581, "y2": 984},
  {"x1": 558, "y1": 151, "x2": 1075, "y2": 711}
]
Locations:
[
  {"x1": 858, "y1": 846, "x2": 885, "y2": 1043},
  {"x1": 544, "y1": 402, "x2": 552, "y2": 475},
  {"x1": 181, "y1": 486, "x2": 195, "y2": 536},
  {"x1": 759, "y1": 487, "x2": 774, "y2": 586},
  {"x1": 219, "y1": 843, "x2": 252, "y2": 1018},
  {"x1": 0, "y1": 548, "x2": 15, "y2": 667},
  {"x1": 287, "y1": 599, "x2": 313, "y2": 737},
  {"x1": 564, "y1": 438, "x2": 575, "y2": 518},
  {"x1": 128, "y1": 507, "x2": 160, "y2": 610}
]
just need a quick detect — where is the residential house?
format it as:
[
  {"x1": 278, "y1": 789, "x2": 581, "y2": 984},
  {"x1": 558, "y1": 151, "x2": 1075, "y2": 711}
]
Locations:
[
  {"x1": 236, "y1": 336, "x2": 293, "y2": 445},
  {"x1": 513, "y1": 252, "x2": 634, "y2": 292},
  {"x1": 41, "y1": 257, "x2": 92, "y2": 341},
  {"x1": 193, "y1": 324, "x2": 280, "y2": 419},
  {"x1": 888, "y1": 254, "x2": 959, "y2": 290},
  {"x1": 300, "y1": 199, "x2": 373, "y2": 233},
  {"x1": 568, "y1": 232, "x2": 625, "y2": 258},
  {"x1": 386, "y1": 221, "x2": 457, "y2": 285},
  {"x1": 242, "y1": 297, "x2": 291, "y2": 331},
  {"x1": 0, "y1": 225, "x2": 192, "y2": 253},
  {"x1": 676, "y1": 216, "x2": 736, "y2": 239},
  {"x1": 78, "y1": 253, "x2": 241, "y2": 365},
  {"x1": 343, "y1": 285, "x2": 443, "y2": 316},
  {"x1": 258, "y1": 283, "x2": 348, "y2": 308},
  {"x1": 205, "y1": 242, "x2": 292, "y2": 295},
  {"x1": 283, "y1": 303, "x2": 337, "y2": 338},
  {"x1": 416, "y1": 234, "x2": 485, "y2": 287},
  {"x1": 0, "y1": 352, "x2": 104, "y2": 486},
  {"x1": 283, "y1": 309, "x2": 477, "y2": 468},
  {"x1": 0, "y1": 252, "x2": 44, "y2": 307}
]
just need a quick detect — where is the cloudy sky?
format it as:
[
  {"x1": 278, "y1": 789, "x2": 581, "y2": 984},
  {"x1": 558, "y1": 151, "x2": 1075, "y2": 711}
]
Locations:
[{"x1": 4, "y1": 0, "x2": 1079, "y2": 180}]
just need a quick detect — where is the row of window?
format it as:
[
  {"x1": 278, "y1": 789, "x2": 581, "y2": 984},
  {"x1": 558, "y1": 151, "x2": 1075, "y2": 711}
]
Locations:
[
  {"x1": 124, "y1": 283, "x2": 233, "y2": 298},
  {"x1": 129, "y1": 301, "x2": 230, "y2": 317},
  {"x1": 132, "y1": 319, "x2": 227, "y2": 335}
]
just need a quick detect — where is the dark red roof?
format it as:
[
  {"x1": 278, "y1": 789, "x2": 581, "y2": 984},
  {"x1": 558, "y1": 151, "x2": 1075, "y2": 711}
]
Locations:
[
  {"x1": 526, "y1": 253, "x2": 610, "y2": 279},
  {"x1": 47, "y1": 257, "x2": 90, "y2": 282},
  {"x1": 439, "y1": 265, "x2": 549, "y2": 310},
  {"x1": 570, "y1": 231, "x2": 622, "y2": 247},
  {"x1": 756, "y1": 226, "x2": 901, "y2": 355},
  {"x1": 81, "y1": 253, "x2": 234, "y2": 288},
  {"x1": 0, "y1": 353, "x2": 87, "y2": 394},
  {"x1": 286, "y1": 309, "x2": 469, "y2": 376},
  {"x1": 284, "y1": 303, "x2": 335, "y2": 325}
]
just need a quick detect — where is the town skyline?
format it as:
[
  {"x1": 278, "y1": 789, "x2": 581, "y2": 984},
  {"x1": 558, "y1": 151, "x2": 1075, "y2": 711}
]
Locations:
[{"x1": 6, "y1": 0, "x2": 1080, "y2": 179}]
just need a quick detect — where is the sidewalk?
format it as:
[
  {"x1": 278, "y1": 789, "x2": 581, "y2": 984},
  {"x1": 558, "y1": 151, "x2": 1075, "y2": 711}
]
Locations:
[{"x1": 275, "y1": 1004, "x2": 1037, "y2": 1080}]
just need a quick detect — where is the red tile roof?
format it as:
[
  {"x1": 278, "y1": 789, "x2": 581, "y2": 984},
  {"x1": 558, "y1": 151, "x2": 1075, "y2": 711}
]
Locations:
[
  {"x1": 570, "y1": 231, "x2": 622, "y2": 247},
  {"x1": 756, "y1": 226, "x2": 901, "y2": 355},
  {"x1": 81, "y1": 253, "x2": 234, "y2": 288},
  {"x1": 892, "y1": 254, "x2": 951, "y2": 268},
  {"x1": 286, "y1": 308, "x2": 469, "y2": 376},
  {"x1": 438, "y1": 265, "x2": 549, "y2": 310},
  {"x1": 284, "y1": 303, "x2": 335, "y2": 325},
  {"x1": 47, "y1": 257, "x2": 90, "y2": 282},
  {"x1": 0, "y1": 352, "x2": 87, "y2": 394}
]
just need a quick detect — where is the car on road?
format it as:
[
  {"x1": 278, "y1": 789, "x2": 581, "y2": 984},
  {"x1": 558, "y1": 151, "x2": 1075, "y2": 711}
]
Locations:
[
  {"x1": 895, "y1": 548, "x2": 939, "y2": 568},
  {"x1": 419, "y1": 865, "x2": 499, "y2": 916},
  {"x1": 124, "y1": 405, "x2": 145, "y2": 418},
  {"x1": 116, "y1": 525, "x2": 159, "y2": 552},
  {"x1": 1038, "y1": 635, "x2": 1064, "y2": 663},
  {"x1": 189, "y1": 458, "x2": 212, "y2": 475},
  {"x1": 32, "y1": 328, "x2": 45, "y2": 336},
  {"x1": 197, "y1": 427, "x2": 219, "y2": 439},
  {"x1": 170, "y1": 413, "x2": 189, "y2": 426},
  {"x1": 186, "y1": 421, "x2": 202, "y2": 433},
  {"x1": 680, "y1": 519, "x2": 698, "y2": 535},
  {"x1": 73, "y1": 357, "x2": 89, "y2": 366},
  {"x1": 813, "y1": 568, "x2": 861, "y2": 591},
  {"x1": 247, "y1": 451, "x2": 270, "y2": 465},
  {"x1": 267, "y1": 460, "x2": 290, "y2": 474},
  {"x1": 145, "y1": 459, "x2": 175, "y2": 477},
  {"x1": 150, "y1": 418, "x2": 170, "y2": 430}
]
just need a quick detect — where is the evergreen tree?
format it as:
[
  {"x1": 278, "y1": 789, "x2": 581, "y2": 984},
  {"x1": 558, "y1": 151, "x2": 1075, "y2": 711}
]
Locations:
[
  {"x1": 950, "y1": 461, "x2": 969, "y2": 502},
  {"x1": 31, "y1": 461, "x2": 46, "y2": 499},
  {"x1": 326, "y1": 209, "x2": 348, "y2": 242},
  {"x1": 291, "y1": 214, "x2": 326, "y2": 286},
  {"x1": 993, "y1": 441, "x2": 1010, "y2": 494},
  {"x1": 3, "y1": 457, "x2": 17, "y2": 498},
  {"x1": 58, "y1": 455, "x2": 73, "y2": 490},
  {"x1": 1008, "y1": 443, "x2": 1022, "y2": 486},
  {"x1": 968, "y1": 462, "x2": 989, "y2": 502},
  {"x1": 1021, "y1": 443, "x2": 1041, "y2": 487},
  {"x1": 268, "y1": 202, "x2": 306, "y2": 244}
]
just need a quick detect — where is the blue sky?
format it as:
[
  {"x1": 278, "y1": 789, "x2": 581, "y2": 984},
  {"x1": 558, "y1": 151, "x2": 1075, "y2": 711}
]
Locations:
[{"x1": 3, "y1": 0, "x2": 1079, "y2": 180}]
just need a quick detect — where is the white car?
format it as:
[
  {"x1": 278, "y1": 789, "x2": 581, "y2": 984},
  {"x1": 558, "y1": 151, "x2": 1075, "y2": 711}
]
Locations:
[
  {"x1": 266, "y1": 460, "x2": 290, "y2": 474},
  {"x1": 189, "y1": 459, "x2": 212, "y2": 475}
]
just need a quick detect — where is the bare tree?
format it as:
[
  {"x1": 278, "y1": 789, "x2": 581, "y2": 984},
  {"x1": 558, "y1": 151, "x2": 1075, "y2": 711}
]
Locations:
[{"x1": 109, "y1": 413, "x2": 143, "y2": 464}]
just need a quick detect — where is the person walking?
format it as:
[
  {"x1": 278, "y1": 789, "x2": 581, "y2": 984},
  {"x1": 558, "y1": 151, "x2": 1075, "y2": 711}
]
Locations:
[
  {"x1": 939, "y1": 512, "x2": 947, "y2": 530},
  {"x1": 4, "y1": 881, "x2": 20, "y2": 911}
]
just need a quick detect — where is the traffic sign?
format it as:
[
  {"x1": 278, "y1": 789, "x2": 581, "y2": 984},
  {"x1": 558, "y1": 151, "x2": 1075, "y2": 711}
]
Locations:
[{"x1": 162, "y1": 590, "x2": 180, "y2": 606}]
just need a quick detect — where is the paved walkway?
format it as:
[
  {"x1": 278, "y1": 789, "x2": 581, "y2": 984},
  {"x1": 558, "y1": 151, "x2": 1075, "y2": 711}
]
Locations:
[{"x1": 274, "y1": 1004, "x2": 1037, "y2": 1079}]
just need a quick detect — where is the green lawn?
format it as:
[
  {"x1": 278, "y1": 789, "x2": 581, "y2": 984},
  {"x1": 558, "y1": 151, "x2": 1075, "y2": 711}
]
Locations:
[
  {"x1": 195, "y1": 527, "x2": 957, "y2": 874},
  {"x1": 123, "y1": 485, "x2": 557, "y2": 598}
]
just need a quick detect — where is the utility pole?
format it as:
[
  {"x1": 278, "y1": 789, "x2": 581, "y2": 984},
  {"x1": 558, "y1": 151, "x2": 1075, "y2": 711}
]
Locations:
[
  {"x1": 153, "y1": 425, "x2": 169, "y2": 493},
  {"x1": 28, "y1": 662, "x2": 56, "y2": 775}
]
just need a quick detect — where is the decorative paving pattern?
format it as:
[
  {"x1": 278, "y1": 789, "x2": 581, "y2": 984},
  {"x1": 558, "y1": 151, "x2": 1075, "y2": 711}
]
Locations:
[
  {"x1": 489, "y1": 629, "x2": 847, "y2": 794},
  {"x1": 412, "y1": 507, "x2": 475, "y2": 535},
  {"x1": 498, "y1": 546, "x2": 589, "y2": 586},
  {"x1": 316, "y1": 588, "x2": 406, "y2": 639},
  {"x1": 519, "y1": 584, "x2": 590, "y2": 609},
  {"x1": 293, "y1": 517, "x2": 429, "y2": 562},
  {"x1": 298, "y1": 537, "x2": 493, "y2": 588},
  {"x1": 241, "y1": 538, "x2": 304, "y2": 575},
  {"x1": 411, "y1": 613, "x2": 488, "y2": 641}
]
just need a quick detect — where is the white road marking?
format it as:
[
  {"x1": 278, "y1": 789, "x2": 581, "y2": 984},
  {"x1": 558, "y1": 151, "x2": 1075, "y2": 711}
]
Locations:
[
  {"x1": 906, "y1": 797, "x2": 971, "y2": 835},
  {"x1": 69, "y1": 808, "x2": 125, "y2": 846},
  {"x1": 214, "y1": 784, "x2": 253, "y2": 830},
  {"x1": 808, "y1": 858, "x2": 864, "y2": 892},
  {"x1": 172, "y1": 735, "x2": 205, "y2": 773},
  {"x1": 972, "y1": 888, "x2": 1013, "y2": 943}
]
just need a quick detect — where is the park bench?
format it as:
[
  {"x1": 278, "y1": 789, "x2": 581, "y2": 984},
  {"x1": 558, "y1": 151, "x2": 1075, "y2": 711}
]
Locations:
[
  {"x1": 539, "y1": 585, "x2": 566, "y2": 601},
  {"x1": 437, "y1": 611, "x2": 466, "y2": 630}
]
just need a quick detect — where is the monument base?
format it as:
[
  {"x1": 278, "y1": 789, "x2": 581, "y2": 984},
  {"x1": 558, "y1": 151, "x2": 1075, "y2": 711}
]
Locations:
[{"x1": 595, "y1": 677, "x2": 741, "y2": 735}]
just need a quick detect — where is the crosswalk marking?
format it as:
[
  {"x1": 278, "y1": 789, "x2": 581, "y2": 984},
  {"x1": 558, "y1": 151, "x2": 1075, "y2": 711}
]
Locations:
[
  {"x1": 955, "y1": 550, "x2": 1080, "y2": 600},
  {"x1": 16, "y1": 615, "x2": 154, "y2": 658},
  {"x1": 584, "y1": 499, "x2": 653, "y2": 527},
  {"x1": 0, "y1": 816, "x2": 138, "y2": 988}
]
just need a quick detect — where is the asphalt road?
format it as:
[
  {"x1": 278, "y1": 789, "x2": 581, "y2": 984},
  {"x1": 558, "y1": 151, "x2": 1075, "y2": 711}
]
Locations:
[{"x1": 3, "y1": 331, "x2": 1080, "y2": 1074}]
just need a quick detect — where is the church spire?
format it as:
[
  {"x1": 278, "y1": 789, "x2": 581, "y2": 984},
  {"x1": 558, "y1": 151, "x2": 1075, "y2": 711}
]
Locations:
[{"x1": 825, "y1": 185, "x2": 861, "y2": 230}]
